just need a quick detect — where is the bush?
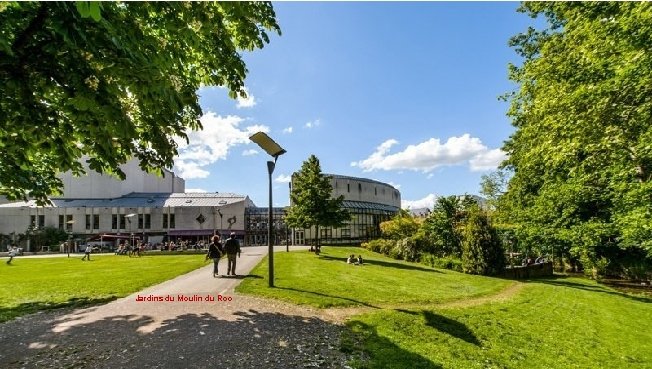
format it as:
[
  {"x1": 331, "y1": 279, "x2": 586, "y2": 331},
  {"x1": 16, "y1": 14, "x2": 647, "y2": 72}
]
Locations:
[
  {"x1": 361, "y1": 239, "x2": 395, "y2": 255},
  {"x1": 421, "y1": 253, "x2": 463, "y2": 272},
  {"x1": 461, "y1": 208, "x2": 505, "y2": 276},
  {"x1": 393, "y1": 237, "x2": 420, "y2": 262}
]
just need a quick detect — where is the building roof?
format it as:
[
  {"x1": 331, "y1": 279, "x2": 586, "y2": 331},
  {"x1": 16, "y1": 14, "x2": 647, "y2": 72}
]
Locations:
[
  {"x1": 341, "y1": 200, "x2": 399, "y2": 213},
  {"x1": 324, "y1": 173, "x2": 399, "y2": 190},
  {"x1": 0, "y1": 192, "x2": 250, "y2": 209}
]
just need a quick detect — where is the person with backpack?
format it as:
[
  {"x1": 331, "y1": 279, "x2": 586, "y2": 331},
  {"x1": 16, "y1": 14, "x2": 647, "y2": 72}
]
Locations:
[
  {"x1": 206, "y1": 235, "x2": 222, "y2": 277},
  {"x1": 223, "y1": 232, "x2": 241, "y2": 276}
]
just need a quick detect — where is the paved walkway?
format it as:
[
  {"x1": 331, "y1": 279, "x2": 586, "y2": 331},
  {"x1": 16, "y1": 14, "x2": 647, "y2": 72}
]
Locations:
[{"x1": 0, "y1": 246, "x2": 352, "y2": 368}]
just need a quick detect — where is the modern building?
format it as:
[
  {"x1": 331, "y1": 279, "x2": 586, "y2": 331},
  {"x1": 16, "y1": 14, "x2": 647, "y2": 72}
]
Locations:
[
  {"x1": 290, "y1": 174, "x2": 401, "y2": 245},
  {"x1": 0, "y1": 161, "x2": 401, "y2": 251}
]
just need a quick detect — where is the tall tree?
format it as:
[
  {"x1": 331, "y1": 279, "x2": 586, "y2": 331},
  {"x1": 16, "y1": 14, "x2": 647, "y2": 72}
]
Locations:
[
  {"x1": 461, "y1": 206, "x2": 505, "y2": 276},
  {"x1": 421, "y1": 195, "x2": 477, "y2": 257},
  {"x1": 503, "y1": 2, "x2": 652, "y2": 261},
  {"x1": 0, "y1": 1, "x2": 280, "y2": 204},
  {"x1": 285, "y1": 155, "x2": 350, "y2": 250}
]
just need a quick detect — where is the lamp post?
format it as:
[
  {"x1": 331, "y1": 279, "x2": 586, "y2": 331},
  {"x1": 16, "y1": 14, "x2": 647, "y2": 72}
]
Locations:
[
  {"x1": 66, "y1": 220, "x2": 75, "y2": 257},
  {"x1": 217, "y1": 208, "x2": 223, "y2": 239},
  {"x1": 249, "y1": 132, "x2": 286, "y2": 287},
  {"x1": 125, "y1": 213, "x2": 136, "y2": 250}
]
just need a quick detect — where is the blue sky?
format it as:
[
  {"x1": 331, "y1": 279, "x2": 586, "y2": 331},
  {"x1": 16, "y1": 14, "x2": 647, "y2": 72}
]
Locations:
[{"x1": 174, "y1": 2, "x2": 540, "y2": 209}]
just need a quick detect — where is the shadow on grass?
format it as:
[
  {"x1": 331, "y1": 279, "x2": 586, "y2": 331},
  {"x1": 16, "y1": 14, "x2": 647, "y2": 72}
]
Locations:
[
  {"x1": 0, "y1": 296, "x2": 117, "y2": 323},
  {"x1": 0, "y1": 309, "x2": 353, "y2": 368},
  {"x1": 532, "y1": 276, "x2": 652, "y2": 304},
  {"x1": 319, "y1": 254, "x2": 441, "y2": 273},
  {"x1": 345, "y1": 320, "x2": 443, "y2": 369},
  {"x1": 221, "y1": 274, "x2": 263, "y2": 280},
  {"x1": 274, "y1": 286, "x2": 379, "y2": 308},
  {"x1": 395, "y1": 309, "x2": 481, "y2": 346}
]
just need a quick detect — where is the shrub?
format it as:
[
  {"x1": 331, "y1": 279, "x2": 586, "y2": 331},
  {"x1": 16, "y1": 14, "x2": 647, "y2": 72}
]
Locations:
[
  {"x1": 361, "y1": 239, "x2": 395, "y2": 255},
  {"x1": 421, "y1": 253, "x2": 463, "y2": 272},
  {"x1": 461, "y1": 207, "x2": 505, "y2": 276},
  {"x1": 392, "y1": 237, "x2": 420, "y2": 262}
]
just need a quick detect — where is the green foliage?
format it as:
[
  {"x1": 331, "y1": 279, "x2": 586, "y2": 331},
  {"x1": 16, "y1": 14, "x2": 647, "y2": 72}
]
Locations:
[
  {"x1": 420, "y1": 253, "x2": 463, "y2": 272},
  {"x1": 421, "y1": 195, "x2": 476, "y2": 257},
  {"x1": 361, "y1": 239, "x2": 395, "y2": 255},
  {"x1": 379, "y1": 209, "x2": 420, "y2": 240},
  {"x1": 503, "y1": 2, "x2": 652, "y2": 259},
  {"x1": 0, "y1": 2, "x2": 280, "y2": 204},
  {"x1": 461, "y1": 207, "x2": 505, "y2": 276},
  {"x1": 285, "y1": 155, "x2": 350, "y2": 245},
  {"x1": 38, "y1": 226, "x2": 68, "y2": 247}
]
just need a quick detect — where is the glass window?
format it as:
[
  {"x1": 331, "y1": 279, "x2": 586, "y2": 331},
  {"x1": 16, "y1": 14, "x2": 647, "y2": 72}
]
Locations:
[
  {"x1": 112, "y1": 214, "x2": 118, "y2": 229},
  {"x1": 93, "y1": 214, "x2": 100, "y2": 230},
  {"x1": 170, "y1": 214, "x2": 175, "y2": 229},
  {"x1": 66, "y1": 215, "x2": 73, "y2": 232},
  {"x1": 144, "y1": 214, "x2": 151, "y2": 229},
  {"x1": 85, "y1": 215, "x2": 91, "y2": 230},
  {"x1": 119, "y1": 215, "x2": 126, "y2": 229},
  {"x1": 163, "y1": 214, "x2": 168, "y2": 229},
  {"x1": 59, "y1": 215, "x2": 64, "y2": 230},
  {"x1": 138, "y1": 214, "x2": 143, "y2": 229}
]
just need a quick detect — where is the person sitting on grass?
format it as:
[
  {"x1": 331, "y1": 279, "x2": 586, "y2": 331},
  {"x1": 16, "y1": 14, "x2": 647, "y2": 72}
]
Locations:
[
  {"x1": 357, "y1": 255, "x2": 364, "y2": 265},
  {"x1": 347, "y1": 254, "x2": 356, "y2": 264}
]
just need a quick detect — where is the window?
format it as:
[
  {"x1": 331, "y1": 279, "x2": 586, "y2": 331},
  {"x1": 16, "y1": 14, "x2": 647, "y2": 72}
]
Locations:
[
  {"x1": 93, "y1": 215, "x2": 100, "y2": 230},
  {"x1": 347, "y1": 183, "x2": 350, "y2": 192},
  {"x1": 30, "y1": 215, "x2": 36, "y2": 227},
  {"x1": 112, "y1": 214, "x2": 118, "y2": 229},
  {"x1": 138, "y1": 214, "x2": 143, "y2": 229},
  {"x1": 320, "y1": 228, "x2": 332, "y2": 238},
  {"x1": 358, "y1": 183, "x2": 362, "y2": 192},
  {"x1": 144, "y1": 214, "x2": 151, "y2": 229},
  {"x1": 119, "y1": 215, "x2": 126, "y2": 229},
  {"x1": 375, "y1": 187, "x2": 377, "y2": 196},
  {"x1": 163, "y1": 214, "x2": 175, "y2": 228},
  {"x1": 37, "y1": 215, "x2": 44, "y2": 228},
  {"x1": 85, "y1": 215, "x2": 91, "y2": 230},
  {"x1": 58, "y1": 215, "x2": 64, "y2": 231},
  {"x1": 66, "y1": 215, "x2": 73, "y2": 232},
  {"x1": 341, "y1": 228, "x2": 351, "y2": 237}
]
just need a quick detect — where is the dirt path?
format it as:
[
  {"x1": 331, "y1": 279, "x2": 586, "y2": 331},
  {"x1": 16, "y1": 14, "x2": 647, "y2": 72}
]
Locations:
[{"x1": 320, "y1": 282, "x2": 526, "y2": 323}]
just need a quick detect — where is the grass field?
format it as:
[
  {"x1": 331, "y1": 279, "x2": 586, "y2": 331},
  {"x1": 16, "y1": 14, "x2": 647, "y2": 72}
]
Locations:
[
  {"x1": 238, "y1": 247, "x2": 652, "y2": 369},
  {"x1": 0, "y1": 254, "x2": 206, "y2": 322},
  {"x1": 237, "y1": 247, "x2": 513, "y2": 308}
]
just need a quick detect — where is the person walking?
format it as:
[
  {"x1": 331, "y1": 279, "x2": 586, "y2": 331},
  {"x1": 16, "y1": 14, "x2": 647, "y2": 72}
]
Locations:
[
  {"x1": 224, "y1": 232, "x2": 241, "y2": 276},
  {"x1": 206, "y1": 235, "x2": 222, "y2": 277},
  {"x1": 6, "y1": 244, "x2": 17, "y2": 265},
  {"x1": 81, "y1": 244, "x2": 92, "y2": 261}
]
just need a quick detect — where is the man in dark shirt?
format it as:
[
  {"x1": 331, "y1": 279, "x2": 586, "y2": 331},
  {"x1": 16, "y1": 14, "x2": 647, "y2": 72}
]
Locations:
[{"x1": 223, "y1": 232, "x2": 241, "y2": 276}]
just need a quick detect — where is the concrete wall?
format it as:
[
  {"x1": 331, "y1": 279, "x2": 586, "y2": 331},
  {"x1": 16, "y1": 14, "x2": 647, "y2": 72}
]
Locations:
[
  {"x1": 56, "y1": 158, "x2": 184, "y2": 199},
  {"x1": 329, "y1": 175, "x2": 401, "y2": 208}
]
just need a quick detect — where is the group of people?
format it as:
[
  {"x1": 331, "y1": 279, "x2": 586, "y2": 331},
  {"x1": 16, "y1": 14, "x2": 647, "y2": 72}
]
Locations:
[
  {"x1": 206, "y1": 232, "x2": 241, "y2": 277},
  {"x1": 347, "y1": 254, "x2": 364, "y2": 265},
  {"x1": 115, "y1": 242, "x2": 146, "y2": 257}
]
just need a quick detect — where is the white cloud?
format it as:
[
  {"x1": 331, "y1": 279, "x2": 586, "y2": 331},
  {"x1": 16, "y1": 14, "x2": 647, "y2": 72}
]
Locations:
[
  {"x1": 173, "y1": 112, "x2": 269, "y2": 179},
  {"x1": 305, "y1": 119, "x2": 321, "y2": 129},
  {"x1": 351, "y1": 134, "x2": 505, "y2": 173},
  {"x1": 402, "y1": 194, "x2": 438, "y2": 210},
  {"x1": 242, "y1": 149, "x2": 259, "y2": 156},
  {"x1": 282, "y1": 126, "x2": 294, "y2": 134},
  {"x1": 186, "y1": 188, "x2": 208, "y2": 193},
  {"x1": 387, "y1": 181, "x2": 402, "y2": 190},
  {"x1": 275, "y1": 174, "x2": 292, "y2": 183},
  {"x1": 469, "y1": 148, "x2": 508, "y2": 172},
  {"x1": 236, "y1": 87, "x2": 256, "y2": 108}
]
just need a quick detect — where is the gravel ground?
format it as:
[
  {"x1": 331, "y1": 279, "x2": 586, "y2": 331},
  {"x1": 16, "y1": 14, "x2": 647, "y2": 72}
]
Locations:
[{"x1": 0, "y1": 247, "x2": 354, "y2": 368}]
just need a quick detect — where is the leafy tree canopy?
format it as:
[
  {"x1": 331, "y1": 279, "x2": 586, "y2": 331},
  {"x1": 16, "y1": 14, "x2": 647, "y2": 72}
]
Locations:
[
  {"x1": 0, "y1": 1, "x2": 280, "y2": 204},
  {"x1": 285, "y1": 155, "x2": 350, "y2": 242},
  {"x1": 503, "y1": 2, "x2": 652, "y2": 256}
]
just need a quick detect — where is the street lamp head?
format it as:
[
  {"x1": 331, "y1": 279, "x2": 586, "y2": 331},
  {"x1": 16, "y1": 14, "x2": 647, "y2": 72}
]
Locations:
[{"x1": 249, "y1": 132, "x2": 287, "y2": 159}]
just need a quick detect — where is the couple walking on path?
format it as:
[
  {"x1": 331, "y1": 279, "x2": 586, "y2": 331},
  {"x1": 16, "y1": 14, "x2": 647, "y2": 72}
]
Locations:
[{"x1": 207, "y1": 232, "x2": 241, "y2": 277}]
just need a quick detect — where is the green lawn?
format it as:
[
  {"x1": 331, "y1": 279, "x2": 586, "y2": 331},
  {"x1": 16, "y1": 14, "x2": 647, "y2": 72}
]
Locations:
[
  {"x1": 237, "y1": 247, "x2": 513, "y2": 308},
  {"x1": 238, "y1": 247, "x2": 652, "y2": 369},
  {"x1": 0, "y1": 254, "x2": 206, "y2": 322}
]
